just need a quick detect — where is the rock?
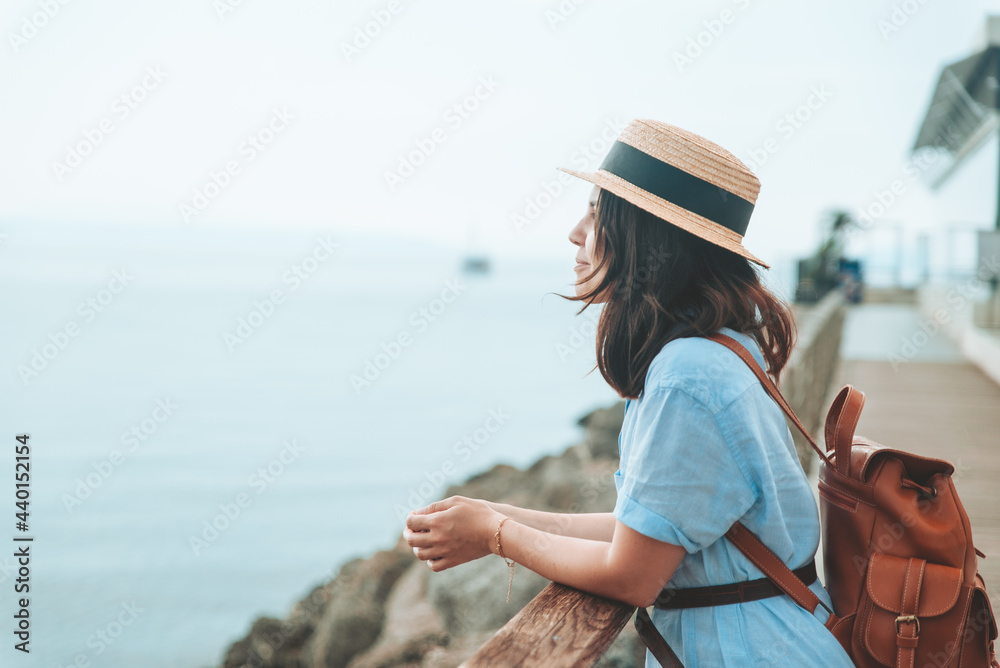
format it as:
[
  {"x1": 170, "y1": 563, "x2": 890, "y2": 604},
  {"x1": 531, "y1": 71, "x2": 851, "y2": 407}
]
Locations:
[
  {"x1": 222, "y1": 577, "x2": 341, "y2": 668},
  {"x1": 444, "y1": 444, "x2": 617, "y2": 516},
  {"x1": 426, "y1": 551, "x2": 552, "y2": 637},
  {"x1": 577, "y1": 402, "x2": 627, "y2": 460},
  {"x1": 345, "y1": 562, "x2": 449, "y2": 668},
  {"x1": 301, "y1": 548, "x2": 415, "y2": 668},
  {"x1": 223, "y1": 548, "x2": 414, "y2": 668},
  {"x1": 222, "y1": 615, "x2": 314, "y2": 668}
]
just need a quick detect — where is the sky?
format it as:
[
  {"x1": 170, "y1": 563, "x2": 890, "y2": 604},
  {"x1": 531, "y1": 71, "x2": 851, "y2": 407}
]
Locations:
[{"x1": 3, "y1": 0, "x2": 1000, "y2": 274}]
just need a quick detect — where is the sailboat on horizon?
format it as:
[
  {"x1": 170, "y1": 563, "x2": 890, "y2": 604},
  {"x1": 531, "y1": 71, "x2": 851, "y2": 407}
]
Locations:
[{"x1": 461, "y1": 216, "x2": 491, "y2": 275}]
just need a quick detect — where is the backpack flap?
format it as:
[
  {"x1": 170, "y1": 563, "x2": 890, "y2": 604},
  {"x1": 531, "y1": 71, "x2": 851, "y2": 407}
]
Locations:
[
  {"x1": 858, "y1": 552, "x2": 969, "y2": 667},
  {"x1": 821, "y1": 386, "x2": 955, "y2": 484},
  {"x1": 850, "y1": 437, "x2": 956, "y2": 483}
]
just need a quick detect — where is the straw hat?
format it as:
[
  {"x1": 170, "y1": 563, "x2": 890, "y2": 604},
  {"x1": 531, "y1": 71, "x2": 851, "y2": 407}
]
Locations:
[{"x1": 557, "y1": 119, "x2": 769, "y2": 269}]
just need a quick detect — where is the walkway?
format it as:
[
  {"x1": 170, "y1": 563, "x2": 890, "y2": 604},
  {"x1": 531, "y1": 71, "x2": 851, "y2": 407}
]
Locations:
[{"x1": 816, "y1": 302, "x2": 1000, "y2": 611}]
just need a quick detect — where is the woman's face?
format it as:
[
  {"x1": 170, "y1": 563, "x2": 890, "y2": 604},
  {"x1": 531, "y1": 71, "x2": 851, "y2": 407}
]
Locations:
[{"x1": 568, "y1": 185, "x2": 608, "y2": 301}]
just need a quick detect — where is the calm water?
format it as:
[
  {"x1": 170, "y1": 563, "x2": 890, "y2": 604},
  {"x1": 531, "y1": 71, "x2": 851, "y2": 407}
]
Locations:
[{"x1": 0, "y1": 220, "x2": 622, "y2": 667}]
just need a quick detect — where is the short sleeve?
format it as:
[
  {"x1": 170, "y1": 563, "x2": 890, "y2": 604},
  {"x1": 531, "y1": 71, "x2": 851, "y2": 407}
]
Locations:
[{"x1": 614, "y1": 384, "x2": 760, "y2": 553}]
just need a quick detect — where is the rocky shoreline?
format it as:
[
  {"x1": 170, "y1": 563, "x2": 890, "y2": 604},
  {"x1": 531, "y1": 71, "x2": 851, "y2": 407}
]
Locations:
[
  {"x1": 217, "y1": 292, "x2": 847, "y2": 668},
  {"x1": 219, "y1": 401, "x2": 642, "y2": 668}
]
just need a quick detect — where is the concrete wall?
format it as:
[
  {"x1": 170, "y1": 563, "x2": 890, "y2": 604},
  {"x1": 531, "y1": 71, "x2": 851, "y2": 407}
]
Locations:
[
  {"x1": 780, "y1": 290, "x2": 848, "y2": 474},
  {"x1": 916, "y1": 282, "x2": 1000, "y2": 388}
]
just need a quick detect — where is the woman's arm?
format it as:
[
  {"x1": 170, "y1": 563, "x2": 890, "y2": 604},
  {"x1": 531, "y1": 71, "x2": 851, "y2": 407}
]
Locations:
[
  {"x1": 404, "y1": 496, "x2": 686, "y2": 609},
  {"x1": 483, "y1": 501, "x2": 616, "y2": 542},
  {"x1": 495, "y1": 514, "x2": 686, "y2": 608}
]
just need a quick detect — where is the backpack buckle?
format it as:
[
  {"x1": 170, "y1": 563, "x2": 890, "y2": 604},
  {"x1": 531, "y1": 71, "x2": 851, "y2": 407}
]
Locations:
[{"x1": 895, "y1": 614, "x2": 920, "y2": 635}]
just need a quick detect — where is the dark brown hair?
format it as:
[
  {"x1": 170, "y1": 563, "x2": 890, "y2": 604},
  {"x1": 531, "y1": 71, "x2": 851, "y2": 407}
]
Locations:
[{"x1": 559, "y1": 187, "x2": 797, "y2": 399}]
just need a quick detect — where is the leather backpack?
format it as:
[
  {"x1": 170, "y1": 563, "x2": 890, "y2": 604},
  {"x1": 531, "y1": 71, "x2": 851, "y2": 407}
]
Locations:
[{"x1": 634, "y1": 332, "x2": 999, "y2": 667}]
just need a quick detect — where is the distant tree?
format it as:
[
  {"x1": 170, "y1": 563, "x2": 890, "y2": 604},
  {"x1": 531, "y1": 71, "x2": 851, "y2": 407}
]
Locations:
[{"x1": 795, "y1": 209, "x2": 856, "y2": 303}]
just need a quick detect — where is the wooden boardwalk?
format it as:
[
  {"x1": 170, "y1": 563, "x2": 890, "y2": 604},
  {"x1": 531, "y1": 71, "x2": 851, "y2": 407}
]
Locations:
[{"x1": 821, "y1": 304, "x2": 1000, "y2": 611}]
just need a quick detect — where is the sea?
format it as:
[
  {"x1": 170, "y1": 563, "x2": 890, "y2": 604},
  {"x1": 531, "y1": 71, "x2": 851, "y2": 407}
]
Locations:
[{"x1": 0, "y1": 219, "x2": 639, "y2": 668}]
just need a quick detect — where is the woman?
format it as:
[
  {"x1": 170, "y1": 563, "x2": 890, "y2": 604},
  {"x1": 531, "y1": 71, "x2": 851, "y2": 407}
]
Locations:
[{"x1": 403, "y1": 119, "x2": 853, "y2": 666}]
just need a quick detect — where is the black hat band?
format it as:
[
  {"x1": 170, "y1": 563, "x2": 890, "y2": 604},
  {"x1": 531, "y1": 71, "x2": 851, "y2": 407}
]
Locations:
[{"x1": 598, "y1": 140, "x2": 754, "y2": 236}]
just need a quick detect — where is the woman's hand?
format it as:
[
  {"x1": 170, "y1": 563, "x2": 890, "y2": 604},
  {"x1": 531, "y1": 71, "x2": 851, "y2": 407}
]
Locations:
[{"x1": 403, "y1": 495, "x2": 505, "y2": 572}]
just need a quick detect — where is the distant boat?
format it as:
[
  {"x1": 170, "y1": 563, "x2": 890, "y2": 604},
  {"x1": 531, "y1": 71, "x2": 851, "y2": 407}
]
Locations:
[
  {"x1": 462, "y1": 255, "x2": 491, "y2": 274},
  {"x1": 461, "y1": 217, "x2": 490, "y2": 275}
]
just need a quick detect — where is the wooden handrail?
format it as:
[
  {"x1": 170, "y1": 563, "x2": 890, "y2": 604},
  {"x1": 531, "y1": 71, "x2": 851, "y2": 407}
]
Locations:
[{"x1": 459, "y1": 581, "x2": 637, "y2": 667}]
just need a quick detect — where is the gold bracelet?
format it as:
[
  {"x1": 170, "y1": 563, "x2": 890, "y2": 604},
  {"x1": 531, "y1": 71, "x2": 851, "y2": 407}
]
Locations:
[{"x1": 495, "y1": 516, "x2": 515, "y2": 604}]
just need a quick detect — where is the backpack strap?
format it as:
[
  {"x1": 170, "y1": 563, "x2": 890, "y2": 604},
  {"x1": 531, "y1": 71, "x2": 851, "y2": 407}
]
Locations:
[
  {"x1": 703, "y1": 332, "x2": 841, "y2": 628},
  {"x1": 894, "y1": 558, "x2": 925, "y2": 668},
  {"x1": 632, "y1": 331, "x2": 846, "y2": 666},
  {"x1": 725, "y1": 522, "x2": 837, "y2": 628},
  {"x1": 634, "y1": 606, "x2": 685, "y2": 667},
  {"x1": 634, "y1": 526, "x2": 838, "y2": 668},
  {"x1": 703, "y1": 332, "x2": 834, "y2": 468},
  {"x1": 823, "y1": 385, "x2": 865, "y2": 478}
]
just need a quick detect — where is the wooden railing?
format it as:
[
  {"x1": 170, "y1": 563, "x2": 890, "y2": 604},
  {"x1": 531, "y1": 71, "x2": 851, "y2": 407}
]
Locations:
[{"x1": 458, "y1": 581, "x2": 637, "y2": 667}]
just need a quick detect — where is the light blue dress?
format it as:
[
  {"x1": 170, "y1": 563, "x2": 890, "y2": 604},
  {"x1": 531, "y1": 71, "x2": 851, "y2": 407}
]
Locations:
[{"x1": 613, "y1": 326, "x2": 854, "y2": 667}]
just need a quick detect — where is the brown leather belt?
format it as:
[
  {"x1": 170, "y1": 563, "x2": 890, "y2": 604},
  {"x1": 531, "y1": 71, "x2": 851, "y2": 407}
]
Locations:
[{"x1": 653, "y1": 559, "x2": 818, "y2": 609}]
